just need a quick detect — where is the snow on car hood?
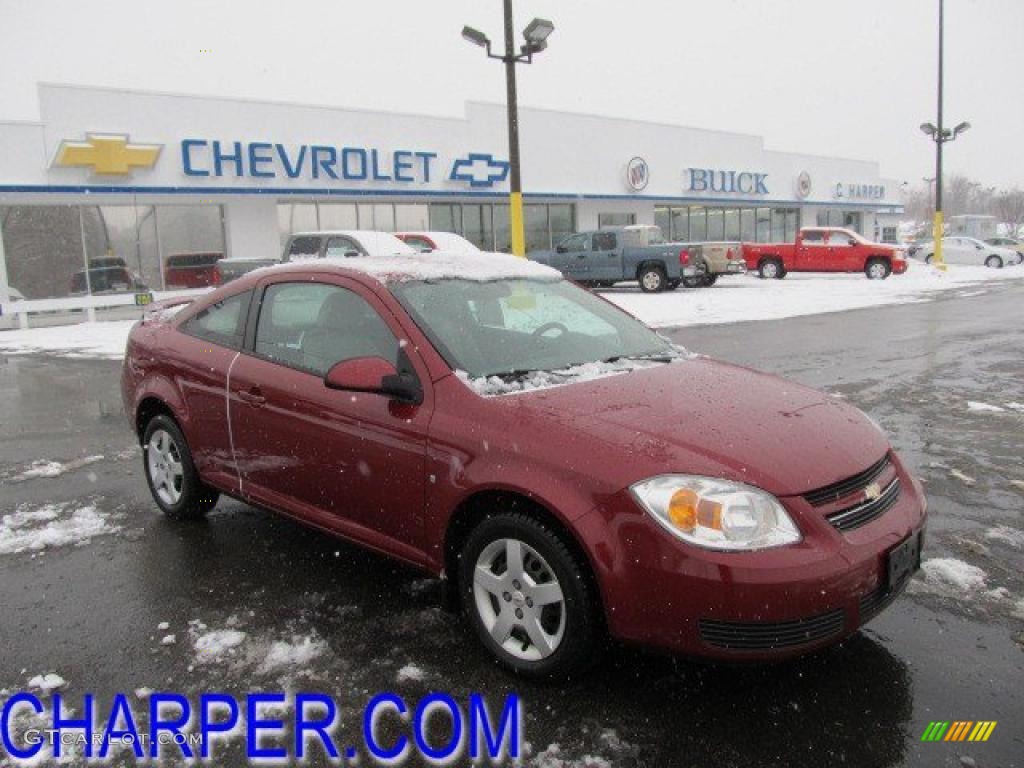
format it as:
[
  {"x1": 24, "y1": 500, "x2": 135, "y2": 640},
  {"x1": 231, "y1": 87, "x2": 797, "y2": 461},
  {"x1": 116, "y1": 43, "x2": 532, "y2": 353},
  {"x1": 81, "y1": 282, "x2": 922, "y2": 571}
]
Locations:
[{"x1": 339, "y1": 251, "x2": 561, "y2": 283}]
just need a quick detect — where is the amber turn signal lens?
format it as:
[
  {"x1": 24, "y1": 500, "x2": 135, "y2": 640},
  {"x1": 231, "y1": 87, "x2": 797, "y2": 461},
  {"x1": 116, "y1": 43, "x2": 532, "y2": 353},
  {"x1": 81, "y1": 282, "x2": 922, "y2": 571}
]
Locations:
[{"x1": 668, "y1": 489, "x2": 698, "y2": 531}]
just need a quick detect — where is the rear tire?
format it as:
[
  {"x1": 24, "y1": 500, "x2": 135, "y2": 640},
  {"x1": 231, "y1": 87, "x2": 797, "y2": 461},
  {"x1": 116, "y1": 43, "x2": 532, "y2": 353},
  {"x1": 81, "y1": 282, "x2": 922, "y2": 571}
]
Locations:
[
  {"x1": 865, "y1": 259, "x2": 891, "y2": 280},
  {"x1": 143, "y1": 414, "x2": 218, "y2": 519},
  {"x1": 459, "y1": 512, "x2": 600, "y2": 679},
  {"x1": 702, "y1": 274, "x2": 719, "y2": 287},
  {"x1": 985, "y1": 255, "x2": 1003, "y2": 269},
  {"x1": 638, "y1": 265, "x2": 667, "y2": 293},
  {"x1": 682, "y1": 275, "x2": 704, "y2": 288},
  {"x1": 925, "y1": 254, "x2": 934, "y2": 264},
  {"x1": 758, "y1": 258, "x2": 784, "y2": 279}
]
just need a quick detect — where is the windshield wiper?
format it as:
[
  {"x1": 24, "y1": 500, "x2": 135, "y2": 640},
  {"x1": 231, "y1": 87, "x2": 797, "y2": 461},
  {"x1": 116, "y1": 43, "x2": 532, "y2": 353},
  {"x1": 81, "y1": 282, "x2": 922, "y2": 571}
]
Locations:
[{"x1": 601, "y1": 352, "x2": 680, "y2": 365}]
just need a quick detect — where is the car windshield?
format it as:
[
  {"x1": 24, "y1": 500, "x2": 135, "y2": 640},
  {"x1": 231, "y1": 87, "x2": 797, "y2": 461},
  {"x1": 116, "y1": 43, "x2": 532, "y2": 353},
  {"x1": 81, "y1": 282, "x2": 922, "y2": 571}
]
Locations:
[{"x1": 391, "y1": 278, "x2": 679, "y2": 379}]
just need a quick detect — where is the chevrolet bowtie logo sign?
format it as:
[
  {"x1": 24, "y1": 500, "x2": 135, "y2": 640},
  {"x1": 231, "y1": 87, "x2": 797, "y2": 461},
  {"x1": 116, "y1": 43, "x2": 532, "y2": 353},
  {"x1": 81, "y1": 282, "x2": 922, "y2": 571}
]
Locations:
[
  {"x1": 53, "y1": 133, "x2": 162, "y2": 176},
  {"x1": 449, "y1": 153, "x2": 510, "y2": 188}
]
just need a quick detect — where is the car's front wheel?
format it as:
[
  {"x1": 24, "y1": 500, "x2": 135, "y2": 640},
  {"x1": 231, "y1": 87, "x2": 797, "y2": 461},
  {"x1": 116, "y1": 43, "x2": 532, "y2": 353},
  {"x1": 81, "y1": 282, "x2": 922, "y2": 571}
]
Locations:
[
  {"x1": 638, "y1": 266, "x2": 667, "y2": 293},
  {"x1": 459, "y1": 513, "x2": 599, "y2": 678},
  {"x1": 985, "y1": 255, "x2": 1003, "y2": 269},
  {"x1": 865, "y1": 259, "x2": 891, "y2": 280},
  {"x1": 143, "y1": 414, "x2": 219, "y2": 519},
  {"x1": 759, "y1": 258, "x2": 784, "y2": 279}
]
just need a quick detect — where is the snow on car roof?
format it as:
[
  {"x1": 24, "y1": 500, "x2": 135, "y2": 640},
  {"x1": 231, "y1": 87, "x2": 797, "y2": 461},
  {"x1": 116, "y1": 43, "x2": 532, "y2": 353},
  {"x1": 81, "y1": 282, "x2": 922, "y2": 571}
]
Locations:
[
  {"x1": 403, "y1": 231, "x2": 480, "y2": 253},
  {"x1": 333, "y1": 250, "x2": 561, "y2": 283}
]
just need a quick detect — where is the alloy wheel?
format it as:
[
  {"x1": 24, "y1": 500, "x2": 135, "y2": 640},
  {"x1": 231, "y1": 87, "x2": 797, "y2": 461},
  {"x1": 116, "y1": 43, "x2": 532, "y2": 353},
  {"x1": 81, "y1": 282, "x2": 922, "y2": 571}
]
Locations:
[
  {"x1": 147, "y1": 428, "x2": 184, "y2": 506},
  {"x1": 472, "y1": 537, "x2": 566, "y2": 661}
]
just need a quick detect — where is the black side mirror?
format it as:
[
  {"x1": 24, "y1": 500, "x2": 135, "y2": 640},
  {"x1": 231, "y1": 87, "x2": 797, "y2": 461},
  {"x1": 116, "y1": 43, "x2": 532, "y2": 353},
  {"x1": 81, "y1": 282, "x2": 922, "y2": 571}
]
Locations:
[
  {"x1": 381, "y1": 372, "x2": 423, "y2": 404},
  {"x1": 848, "y1": 238, "x2": 858, "y2": 246}
]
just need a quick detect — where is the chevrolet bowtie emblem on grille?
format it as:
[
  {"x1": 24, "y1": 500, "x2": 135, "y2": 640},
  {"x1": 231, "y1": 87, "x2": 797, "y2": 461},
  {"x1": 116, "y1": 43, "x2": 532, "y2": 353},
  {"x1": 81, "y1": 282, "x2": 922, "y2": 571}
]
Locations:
[
  {"x1": 53, "y1": 133, "x2": 162, "y2": 176},
  {"x1": 863, "y1": 482, "x2": 882, "y2": 501}
]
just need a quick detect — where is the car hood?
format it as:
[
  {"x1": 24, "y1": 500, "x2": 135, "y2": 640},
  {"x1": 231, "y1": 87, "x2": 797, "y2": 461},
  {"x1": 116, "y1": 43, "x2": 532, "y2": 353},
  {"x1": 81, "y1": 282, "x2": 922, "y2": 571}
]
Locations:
[{"x1": 490, "y1": 357, "x2": 889, "y2": 498}]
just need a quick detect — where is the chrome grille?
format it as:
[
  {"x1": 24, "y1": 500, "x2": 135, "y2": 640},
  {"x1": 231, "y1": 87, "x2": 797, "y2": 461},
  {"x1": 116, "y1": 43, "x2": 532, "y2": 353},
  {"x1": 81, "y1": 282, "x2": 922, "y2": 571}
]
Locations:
[
  {"x1": 826, "y1": 478, "x2": 901, "y2": 532},
  {"x1": 803, "y1": 454, "x2": 891, "y2": 507}
]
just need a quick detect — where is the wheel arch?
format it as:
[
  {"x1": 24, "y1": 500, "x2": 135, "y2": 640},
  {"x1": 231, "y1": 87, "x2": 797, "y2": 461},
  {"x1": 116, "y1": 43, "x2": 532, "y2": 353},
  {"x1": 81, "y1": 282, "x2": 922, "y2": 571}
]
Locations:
[
  {"x1": 132, "y1": 377, "x2": 190, "y2": 443},
  {"x1": 634, "y1": 260, "x2": 667, "y2": 281},
  {"x1": 442, "y1": 489, "x2": 607, "y2": 626}
]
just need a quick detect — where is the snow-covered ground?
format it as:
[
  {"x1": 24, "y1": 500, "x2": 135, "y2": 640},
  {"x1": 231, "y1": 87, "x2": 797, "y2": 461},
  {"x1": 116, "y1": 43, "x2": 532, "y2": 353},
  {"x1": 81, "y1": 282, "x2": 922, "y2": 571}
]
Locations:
[
  {"x1": 604, "y1": 260, "x2": 1024, "y2": 328},
  {"x1": 0, "y1": 262, "x2": 1021, "y2": 359}
]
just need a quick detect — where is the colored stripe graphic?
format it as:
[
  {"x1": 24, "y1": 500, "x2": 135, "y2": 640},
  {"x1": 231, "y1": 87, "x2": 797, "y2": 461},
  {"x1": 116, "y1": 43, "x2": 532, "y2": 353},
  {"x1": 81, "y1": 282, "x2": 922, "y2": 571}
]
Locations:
[{"x1": 922, "y1": 721, "x2": 996, "y2": 742}]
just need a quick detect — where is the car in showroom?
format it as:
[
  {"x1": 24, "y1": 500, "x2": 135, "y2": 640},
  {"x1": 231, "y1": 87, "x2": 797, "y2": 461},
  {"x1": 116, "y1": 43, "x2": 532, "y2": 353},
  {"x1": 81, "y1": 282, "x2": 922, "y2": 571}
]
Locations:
[
  {"x1": 122, "y1": 251, "x2": 927, "y2": 677},
  {"x1": 913, "y1": 236, "x2": 1021, "y2": 268},
  {"x1": 742, "y1": 227, "x2": 907, "y2": 279},
  {"x1": 69, "y1": 257, "x2": 149, "y2": 295},
  {"x1": 396, "y1": 231, "x2": 480, "y2": 253}
]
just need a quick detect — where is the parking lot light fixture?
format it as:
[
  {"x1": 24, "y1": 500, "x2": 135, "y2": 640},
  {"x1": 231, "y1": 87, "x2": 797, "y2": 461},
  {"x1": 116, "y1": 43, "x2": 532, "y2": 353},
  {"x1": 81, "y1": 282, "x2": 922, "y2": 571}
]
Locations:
[
  {"x1": 953, "y1": 121, "x2": 971, "y2": 137},
  {"x1": 462, "y1": 26, "x2": 490, "y2": 49},
  {"x1": 461, "y1": 1, "x2": 554, "y2": 257},
  {"x1": 919, "y1": 123, "x2": 937, "y2": 137}
]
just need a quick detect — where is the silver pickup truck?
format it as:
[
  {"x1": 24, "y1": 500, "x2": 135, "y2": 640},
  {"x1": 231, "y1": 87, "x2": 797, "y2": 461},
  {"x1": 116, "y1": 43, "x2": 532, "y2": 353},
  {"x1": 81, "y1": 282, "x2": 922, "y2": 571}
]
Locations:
[
  {"x1": 216, "y1": 230, "x2": 416, "y2": 283},
  {"x1": 530, "y1": 225, "x2": 704, "y2": 292}
]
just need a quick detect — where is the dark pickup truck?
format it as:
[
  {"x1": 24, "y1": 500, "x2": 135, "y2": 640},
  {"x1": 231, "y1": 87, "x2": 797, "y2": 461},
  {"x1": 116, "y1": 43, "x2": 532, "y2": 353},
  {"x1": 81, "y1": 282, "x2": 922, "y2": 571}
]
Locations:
[{"x1": 531, "y1": 226, "x2": 704, "y2": 292}]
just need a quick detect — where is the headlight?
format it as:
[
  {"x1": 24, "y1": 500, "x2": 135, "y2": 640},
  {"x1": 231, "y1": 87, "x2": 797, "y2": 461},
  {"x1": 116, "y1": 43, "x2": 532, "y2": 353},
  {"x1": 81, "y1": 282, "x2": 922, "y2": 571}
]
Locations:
[{"x1": 629, "y1": 475, "x2": 801, "y2": 551}]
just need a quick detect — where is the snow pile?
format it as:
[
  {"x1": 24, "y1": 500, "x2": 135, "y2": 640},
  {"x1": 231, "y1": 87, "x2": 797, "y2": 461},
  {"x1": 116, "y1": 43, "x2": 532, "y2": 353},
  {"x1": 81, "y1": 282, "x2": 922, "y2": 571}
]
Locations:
[
  {"x1": 193, "y1": 629, "x2": 248, "y2": 662},
  {"x1": 258, "y1": 636, "x2": 326, "y2": 674},
  {"x1": 533, "y1": 744, "x2": 612, "y2": 768},
  {"x1": 985, "y1": 526, "x2": 1024, "y2": 549},
  {"x1": 456, "y1": 355, "x2": 687, "y2": 397},
  {"x1": 8, "y1": 455, "x2": 104, "y2": 482},
  {"x1": 0, "y1": 503, "x2": 120, "y2": 555},
  {"x1": 27, "y1": 673, "x2": 66, "y2": 693},
  {"x1": 604, "y1": 260, "x2": 1024, "y2": 328},
  {"x1": 967, "y1": 401, "x2": 1005, "y2": 413},
  {"x1": 324, "y1": 250, "x2": 560, "y2": 283},
  {"x1": 0, "y1": 320, "x2": 135, "y2": 359},
  {"x1": 396, "y1": 664, "x2": 426, "y2": 683},
  {"x1": 914, "y1": 558, "x2": 988, "y2": 596}
]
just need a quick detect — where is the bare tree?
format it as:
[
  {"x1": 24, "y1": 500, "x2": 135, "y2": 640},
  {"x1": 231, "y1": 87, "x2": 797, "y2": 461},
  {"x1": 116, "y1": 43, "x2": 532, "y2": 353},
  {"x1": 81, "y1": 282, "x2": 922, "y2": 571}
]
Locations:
[{"x1": 993, "y1": 188, "x2": 1024, "y2": 237}]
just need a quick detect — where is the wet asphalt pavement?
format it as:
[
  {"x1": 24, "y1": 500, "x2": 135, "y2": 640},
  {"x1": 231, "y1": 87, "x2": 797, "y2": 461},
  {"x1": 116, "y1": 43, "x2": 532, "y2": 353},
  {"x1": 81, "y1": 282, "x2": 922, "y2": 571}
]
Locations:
[{"x1": 1, "y1": 282, "x2": 1022, "y2": 767}]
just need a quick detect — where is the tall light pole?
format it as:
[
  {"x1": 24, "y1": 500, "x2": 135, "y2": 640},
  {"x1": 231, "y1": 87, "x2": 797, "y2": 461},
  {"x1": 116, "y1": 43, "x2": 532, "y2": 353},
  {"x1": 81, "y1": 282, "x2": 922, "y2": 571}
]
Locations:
[
  {"x1": 462, "y1": 4, "x2": 554, "y2": 257},
  {"x1": 919, "y1": 0, "x2": 969, "y2": 271}
]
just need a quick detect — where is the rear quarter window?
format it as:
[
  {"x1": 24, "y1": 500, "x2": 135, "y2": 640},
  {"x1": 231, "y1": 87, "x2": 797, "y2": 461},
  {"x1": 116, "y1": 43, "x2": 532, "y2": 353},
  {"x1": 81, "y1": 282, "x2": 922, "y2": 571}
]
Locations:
[{"x1": 180, "y1": 290, "x2": 252, "y2": 349}]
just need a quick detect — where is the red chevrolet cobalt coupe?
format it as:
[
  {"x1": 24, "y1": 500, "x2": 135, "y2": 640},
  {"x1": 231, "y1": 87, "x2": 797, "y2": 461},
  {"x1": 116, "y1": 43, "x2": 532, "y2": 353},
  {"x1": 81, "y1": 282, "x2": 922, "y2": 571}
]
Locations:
[{"x1": 122, "y1": 251, "x2": 926, "y2": 677}]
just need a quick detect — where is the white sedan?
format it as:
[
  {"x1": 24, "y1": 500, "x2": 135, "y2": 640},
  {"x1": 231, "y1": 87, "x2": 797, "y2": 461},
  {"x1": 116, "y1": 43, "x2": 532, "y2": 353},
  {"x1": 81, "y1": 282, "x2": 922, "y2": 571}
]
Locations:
[{"x1": 914, "y1": 236, "x2": 1021, "y2": 268}]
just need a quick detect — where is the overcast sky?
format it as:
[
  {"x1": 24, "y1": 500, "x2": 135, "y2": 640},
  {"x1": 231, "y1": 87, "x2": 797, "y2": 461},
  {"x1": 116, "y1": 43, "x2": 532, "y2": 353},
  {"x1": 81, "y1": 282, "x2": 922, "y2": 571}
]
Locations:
[{"x1": 1, "y1": 0, "x2": 1020, "y2": 190}]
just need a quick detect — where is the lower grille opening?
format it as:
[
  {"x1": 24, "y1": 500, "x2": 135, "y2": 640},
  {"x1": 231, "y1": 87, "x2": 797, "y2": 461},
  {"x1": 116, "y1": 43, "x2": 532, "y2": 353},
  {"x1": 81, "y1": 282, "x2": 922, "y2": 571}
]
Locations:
[
  {"x1": 699, "y1": 609, "x2": 846, "y2": 651},
  {"x1": 860, "y1": 575, "x2": 911, "y2": 624}
]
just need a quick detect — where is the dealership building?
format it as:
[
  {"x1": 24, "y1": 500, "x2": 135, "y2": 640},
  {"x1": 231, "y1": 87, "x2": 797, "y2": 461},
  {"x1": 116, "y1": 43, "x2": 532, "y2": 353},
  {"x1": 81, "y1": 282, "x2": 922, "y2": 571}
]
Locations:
[{"x1": 0, "y1": 83, "x2": 904, "y2": 314}]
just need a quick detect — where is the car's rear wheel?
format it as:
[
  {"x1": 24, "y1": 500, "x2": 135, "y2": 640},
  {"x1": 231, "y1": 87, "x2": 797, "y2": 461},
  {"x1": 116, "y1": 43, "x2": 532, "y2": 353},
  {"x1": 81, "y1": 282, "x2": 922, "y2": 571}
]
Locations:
[
  {"x1": 638, "y1": 265, "x2": 666, "y2": 293},
  {"x1": 865, "y1": 259, "x2": 891, "y2": 280},
  {"x1": 925, "y1": 254, "x2": 934, "y2": 264},
  {"x1": 702, "y1": 274, "x2": 719, "y2": 287},
  {"x1": 143, "y1": 414, "x2": 218, "y2": 519},
  {"x1": 759, "y1": 258, "x2": 784, "y2": 279},
  {"x1": 985, "y1": 255, "x2": 1003, "y2": 269},
  {"x1": 459, "y1": 513, "x2": 599, "y2": 679}
]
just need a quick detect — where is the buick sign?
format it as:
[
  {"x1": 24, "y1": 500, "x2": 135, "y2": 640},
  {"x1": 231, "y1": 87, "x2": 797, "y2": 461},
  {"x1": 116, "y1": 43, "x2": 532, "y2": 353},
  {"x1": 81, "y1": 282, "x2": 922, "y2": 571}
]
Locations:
[{"x1": 626, "y1": 157, "x2": 649, "y2": 191}]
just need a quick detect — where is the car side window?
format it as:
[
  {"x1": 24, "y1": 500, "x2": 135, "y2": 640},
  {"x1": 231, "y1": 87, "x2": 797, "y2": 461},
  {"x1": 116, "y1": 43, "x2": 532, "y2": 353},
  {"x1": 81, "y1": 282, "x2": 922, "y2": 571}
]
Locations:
[
  {"x1": 592, "y1": 232, "x2": 617, "y2": 251},
  {"x1": 402, "y1": 236, "x2": 434, "y2": 253},
  {"x1": 324, "y1": 237, "x2": 362, "y2": 258},
  {"x1": 254, "y1": 282, "x2": 399, "y2": 377},
  {"x1": 181, "y1": 290, "x2": 252, "y2": 349},
  {"x1": 828, "y1": 231, "x2": 852, "y2": 246},
  {"x1": 287, "y1": 236, "x2": 322, "y2": 259},
  {"x1": 803, "y1": 231, "x2": 827, "y2": 246},
  {"x1": 559, "y1": 233, "x2": 587, "y2": 252}
]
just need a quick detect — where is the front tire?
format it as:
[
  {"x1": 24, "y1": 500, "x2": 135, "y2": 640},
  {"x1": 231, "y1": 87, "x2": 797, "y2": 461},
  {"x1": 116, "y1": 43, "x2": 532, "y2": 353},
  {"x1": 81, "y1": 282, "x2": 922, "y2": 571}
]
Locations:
[
  {"x1": 865, "y1": 259, "x2": 891, "y2": 280},
  {"x1": 143, "y1": 414, "x2": 218, "y2": 519},
  {"x1": 985, "y1": 255, "x2": 1003, "y2": 269},
  {"x1": 758, "y1": 258, "x2": 784, "y2": 279},
  {"x1": 638, "y1": 265, "x2": 667, "y2": 293},
  {"x1": 459, "y1": 513, "x2": 599, "y2": 679}
]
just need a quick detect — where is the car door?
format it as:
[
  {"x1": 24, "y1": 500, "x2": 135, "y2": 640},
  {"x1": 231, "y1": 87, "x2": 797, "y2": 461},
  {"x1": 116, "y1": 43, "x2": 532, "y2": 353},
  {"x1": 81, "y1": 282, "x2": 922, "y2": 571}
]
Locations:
[
  {"x1": 551, "y1": 233, "x2": 588, "y2": 276},
  {"x1": 796, "y1": 230, "x2": 827, "y2": 270},
  {"x1": 324, "y1": 236, "x2": 364, "y2": 258},
  {"x1": 590, "y1": 231, "x2": 622, "y2": 281},
  {"x1": 227, "y1": 275, "x2": 431, "y2": 557},
  {"x1": 826, "y1": 230, "x2": 859, "y2": 271},
  {"x1": 942, "y1": 238, "x2": 969, "y2": 265},
  {"x1": 170, "y1": 288, "x2": 252, "y2": 488}
]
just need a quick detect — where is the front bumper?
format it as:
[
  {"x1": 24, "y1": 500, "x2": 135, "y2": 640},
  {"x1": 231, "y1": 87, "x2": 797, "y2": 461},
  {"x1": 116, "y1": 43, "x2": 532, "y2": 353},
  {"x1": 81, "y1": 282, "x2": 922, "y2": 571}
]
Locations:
[{"x1": 575, "y1": 455, "x2": 927, "y2": 660}]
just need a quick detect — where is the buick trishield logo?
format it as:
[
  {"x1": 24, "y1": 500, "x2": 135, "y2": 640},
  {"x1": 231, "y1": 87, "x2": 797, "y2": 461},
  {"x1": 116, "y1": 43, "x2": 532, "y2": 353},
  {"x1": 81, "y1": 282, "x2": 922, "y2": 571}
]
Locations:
[{"x1": 626, "y1": 157, "x2": 649, "y2": 191}]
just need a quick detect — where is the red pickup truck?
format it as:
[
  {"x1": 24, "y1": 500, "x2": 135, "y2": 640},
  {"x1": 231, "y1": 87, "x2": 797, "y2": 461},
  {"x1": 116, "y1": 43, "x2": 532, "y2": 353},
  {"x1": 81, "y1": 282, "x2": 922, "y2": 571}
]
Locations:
[{"x1": 742, "y1": 227, "x2": 907, "y2": 280}]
